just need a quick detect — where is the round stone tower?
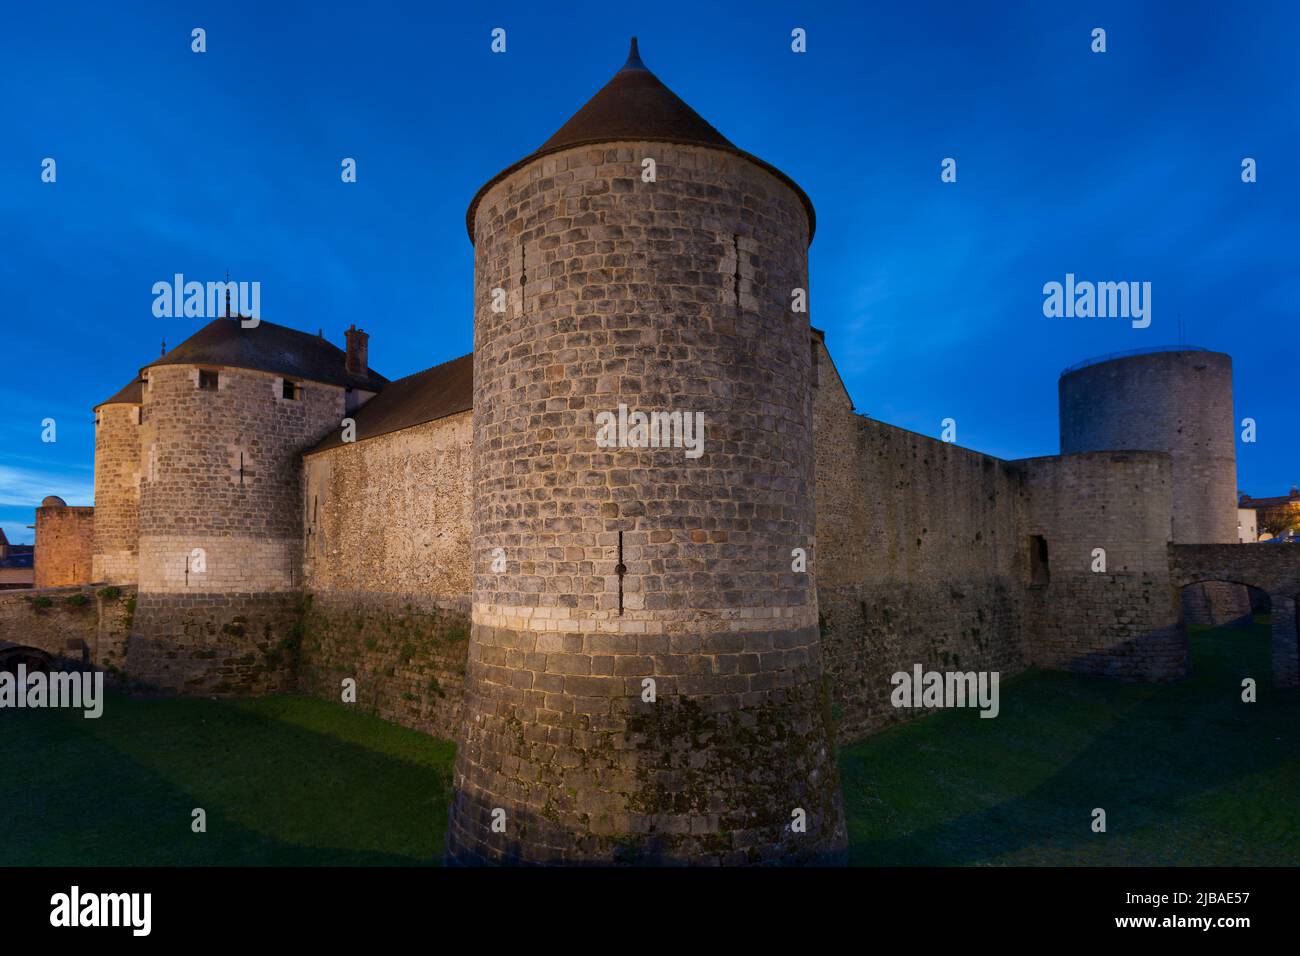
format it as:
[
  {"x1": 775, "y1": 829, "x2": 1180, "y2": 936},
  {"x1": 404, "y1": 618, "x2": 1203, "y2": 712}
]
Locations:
[
  {"x1": 130, "y1": 317, "x2": 379, "y2": 693},
  {"x1": 1059, "y1": 348, "x2": 1245, "y2": 626},
  {"x1": 1059, "y1": 348, "x2": 1237, "y2": 543},
  {"x1": 92, "y1": 378, "x2": 144, "y2": 584},
  {"x1": 447, "y1": 39, "x2": 846, "y2": 865}
]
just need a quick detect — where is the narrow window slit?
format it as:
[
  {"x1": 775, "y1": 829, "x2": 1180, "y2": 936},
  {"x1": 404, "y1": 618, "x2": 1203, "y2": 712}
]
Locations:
[
  {"x1": 732, "y1": 234, "x2": 741, "y2": 304},
  {"x1": 615, "y1": 530, "x2": 627, "y2": 616}
]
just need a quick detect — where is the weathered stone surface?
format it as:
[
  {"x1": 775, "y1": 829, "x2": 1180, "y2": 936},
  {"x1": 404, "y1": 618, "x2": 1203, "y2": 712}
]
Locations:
[
  {"x1": 1060, "y1": 351, "x2": 1237, "y2": 544},
  {"x1": 33, "y1": 504, "x2": 95, "y2": 588},
  {"x1": 1170, "y1": 543, "x2": 1300, "y2": 686},
  {"x1": 447, "y1": 141, "x2": 846, "y2": 864},
  {"x1": 126, "y1": 591, "x2": 303, "y2": 695},
  {"x1": 1018, "y1": 451, "x2": 1186, "y2": 682},
  {"x1": 92, "y1": 401, "x2": 142, "y2": 584},
  {"x1": 130, "y1": 363, "x2": 344, "y2": 692},
  {"x1": 298, "y1": 590, "x2": 470, "y2": 741},
  {"x1": 812, "y1": 343, "x2": 1030, "y2": 738},
  {"x1": 0, "y1": 584, "x2": 134, "y2": 675},
  {"x1": 302, "y1": 411, "x2": 471, "y2": 597}
]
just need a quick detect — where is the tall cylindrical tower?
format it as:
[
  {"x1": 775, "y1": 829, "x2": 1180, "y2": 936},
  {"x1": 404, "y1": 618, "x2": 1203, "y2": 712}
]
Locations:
[
  {"x1": 1059, "y1": 348, "x2": 1245, "y2": 627},
  {"x1": 92, "y1": 380, "x2": 143, "y2": 584},
  {"x1": 1059, "y1": 349, "x2": 1237, "y2": 543},
  {"x1": 447, "y1": 40, "x2": 846, "y2": 865},
  {"x1": 129, "y1": 318, "x2": 367, "y2": 694}
]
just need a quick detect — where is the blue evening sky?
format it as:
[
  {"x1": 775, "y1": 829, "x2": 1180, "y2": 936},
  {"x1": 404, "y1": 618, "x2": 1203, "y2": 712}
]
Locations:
[{"x1": 1, "y1": 1, "x2": 1295, "y2": 543}]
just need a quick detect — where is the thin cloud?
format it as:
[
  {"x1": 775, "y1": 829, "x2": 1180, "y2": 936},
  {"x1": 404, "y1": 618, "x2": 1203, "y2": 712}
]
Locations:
[{"x1": 0, "y1": 463, "x2": 93, "y2": 508}]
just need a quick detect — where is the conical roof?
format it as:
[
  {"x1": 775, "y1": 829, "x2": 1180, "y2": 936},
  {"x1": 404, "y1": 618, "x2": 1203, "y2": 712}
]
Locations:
[
  {"x1": 466, "y1": 38, "x2": 815, "y2": 241},
  {"x1": 94, "y1": 377, "x2": 144, "y2": 410}
]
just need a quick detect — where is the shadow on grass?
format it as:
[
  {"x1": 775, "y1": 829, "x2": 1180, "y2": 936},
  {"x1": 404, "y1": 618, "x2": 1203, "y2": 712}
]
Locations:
[
  {"x1": 0, "y1": 694, "x2": 455, "y2": 866},
  {"x1": 840, "y1": 619, "x2": 1300, "y2": 866}
]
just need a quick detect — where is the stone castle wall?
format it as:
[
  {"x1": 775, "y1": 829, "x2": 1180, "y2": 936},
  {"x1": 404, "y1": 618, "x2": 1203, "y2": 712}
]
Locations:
[
  {"x1": 299, "y1": 411, "x2": 473, "y2": 734},
  {"x1": 448, "y1": 142, "x2": 845, "y2": 865},
  {"x1": 298, "y1": 590, "x2": 470, "y2": 741},
  {"x1": 1017, "y1": 451, "x2": 1185, "y2": 680},
  {"x1": 130, "y1": 362, "x2": 344, "y2": 694},
  {"x1": 92, "y1": 401, "x2": 142, "y2": 584},
  {"x1": 0, "y1": 584, "x2": 136, "y2": 677},
  {"x1": 302, "y1": 411, "x2": 471, "y2": 598},
  {"x1": 812, "y1": 342, "x2": 1029, "y2": 740},
  {"x1": 33, "y1": 504, "x2": 95, "y2": 588}
]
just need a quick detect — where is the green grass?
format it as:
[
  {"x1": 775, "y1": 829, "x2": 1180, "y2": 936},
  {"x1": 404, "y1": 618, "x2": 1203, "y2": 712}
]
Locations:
[
  {"x1": 840, "y1": 617, "x2": 1300, "y2": 865},
  {"x1": 0, "y1": 695, "x2": 454, "y2": 865},
  {"x1": 1, "y1": 620, "x2": 1294, "y2": 865}
]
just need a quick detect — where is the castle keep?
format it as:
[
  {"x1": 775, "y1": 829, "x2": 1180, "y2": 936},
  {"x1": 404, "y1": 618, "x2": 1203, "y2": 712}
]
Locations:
[{"x1": 8, "y1": 40, "x2": 1299, "y2": 864}]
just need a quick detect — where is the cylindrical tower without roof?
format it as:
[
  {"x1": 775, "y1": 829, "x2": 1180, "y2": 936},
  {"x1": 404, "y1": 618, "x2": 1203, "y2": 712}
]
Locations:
[
  {"x1": 1059, "y1": 348, "x2": 1245, "y2": 626},
  {"x1": 446, "y1": 40, "x2": 846, "y2": 865},
  {"x1": 1059, "y1": 348, "x2": 1237, "y2": 544}
]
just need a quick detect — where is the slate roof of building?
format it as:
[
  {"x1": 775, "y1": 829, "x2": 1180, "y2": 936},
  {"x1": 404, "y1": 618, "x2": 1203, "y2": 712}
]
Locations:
[
  {"x1": 141, "y1": 317, "x2": 388, "y2": 391},
  {"x1": 465, "y1": 38, "x2": 816, "y2": 241},
  {"x1": 307, "y1": 352, "x2": 472, "y2": 454},
  {"x1": 0, "y1": 552, "x2": 34, "y2": 570},
  {"x1": 1240, "y1": 490, "x2": 1300, "y2": 508},
  {"x1": 94, "y1": 377, "x2": 144, "y2": 409}
]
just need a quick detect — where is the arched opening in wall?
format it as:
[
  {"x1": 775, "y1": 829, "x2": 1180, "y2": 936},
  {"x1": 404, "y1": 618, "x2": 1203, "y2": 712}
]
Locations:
[
  {"x1": 1180, "y1": 580, "x2": 1258, "y2": 629},
  {"x1": 0, "y1": 646, "x2": 56, "y2": 689},
  {"x1": 1178, "y1": 581, "x2": 1272, "y2": 683}
]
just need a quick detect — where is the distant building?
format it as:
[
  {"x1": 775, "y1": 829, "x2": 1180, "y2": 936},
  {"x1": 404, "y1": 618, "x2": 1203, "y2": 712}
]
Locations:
[
  {"x1": 0, "y1": 529, "x2": 34, "y2": 589},
  {"x1": 1238, "y1": 508, "x2": 1258, "y2": 543},
  {"x1": 1240, "y1": 487, "x2": 1300, "y2": 539}
]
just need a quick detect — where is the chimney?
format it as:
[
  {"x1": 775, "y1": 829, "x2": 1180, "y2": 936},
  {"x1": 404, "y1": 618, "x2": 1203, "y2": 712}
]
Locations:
[{"x1": 345, "y1": 324, "x2": 369, "y2": 377}]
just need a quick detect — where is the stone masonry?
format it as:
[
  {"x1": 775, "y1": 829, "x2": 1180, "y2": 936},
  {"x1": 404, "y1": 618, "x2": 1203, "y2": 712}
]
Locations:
[
  {"x1": 130, "y1": 363, "x2": 344, "y2": 694},
  {"x1": 33, "y1": 501, "x2": 95, "y2": 588},
  {"x1": 7, "y1": 39, "x2": 1295, "y2": 869},
  {"x1": 91, "y1": 400, "x2": 142, "y2": 584},
  {"x1": 446, "y1": 137, "x2": 846, "y2": 865}
]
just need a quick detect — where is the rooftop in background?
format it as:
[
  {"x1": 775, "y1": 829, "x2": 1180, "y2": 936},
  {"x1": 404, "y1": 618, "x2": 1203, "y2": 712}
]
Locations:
[
  {"x1": 308, "y1": 352, "x2": 472, "y2": 454},
  {"x1": 466, "y1": 38, "x2": 816, "y2": 242},
  {"x1": 141, "y1": 317, "x2": 388, "y2": 392},
  {"x1": 1240, "y1": 487, "x2": 1300, "y2": 508},
  {"x1": 1060, "y1": 346, "x2": 1211, "y2": 377}
]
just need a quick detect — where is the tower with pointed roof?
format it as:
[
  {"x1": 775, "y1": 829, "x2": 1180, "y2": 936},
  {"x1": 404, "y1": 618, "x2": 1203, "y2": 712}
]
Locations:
[
  {"x1": 447, "y1": 39, "x2": 846, "y2": 864},
  {"x1": 123, "y1": 315, "x2": 385, "y2": 693}
]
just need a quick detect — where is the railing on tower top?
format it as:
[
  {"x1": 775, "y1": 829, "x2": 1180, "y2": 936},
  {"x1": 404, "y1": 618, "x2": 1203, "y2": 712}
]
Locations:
[{"x1": 1061, "y1": 345, "x2": 1209, "y2": 376}]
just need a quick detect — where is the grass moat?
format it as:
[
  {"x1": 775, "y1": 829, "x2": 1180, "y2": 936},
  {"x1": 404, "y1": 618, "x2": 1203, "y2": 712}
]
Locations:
[{"x1": 2, "y1": 619, "x2": 1294, "y2": 866}]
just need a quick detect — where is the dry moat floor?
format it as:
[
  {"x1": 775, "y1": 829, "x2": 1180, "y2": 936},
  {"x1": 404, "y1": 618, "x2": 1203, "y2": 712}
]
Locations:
[{"x1": 2, "y1": 619, "x2": 1296, "y2": 865}]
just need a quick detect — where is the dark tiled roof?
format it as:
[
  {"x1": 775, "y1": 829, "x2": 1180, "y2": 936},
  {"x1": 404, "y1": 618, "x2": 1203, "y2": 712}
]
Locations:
[
  {"x1": 466, "y1": 38, "x2": 815, "y2": 242},
  {"x1": 1241, "y1": 492, "x2": 1300, "y2": 508},
  {"x1": 307, "y1": 353, "x2": 472, "y2": 454},
  {"x1": 94, "y1": 377, "x2": 144, "y2": 409},
  {"x1": 145, "y1": 317, "x2": 387, "y2": 391},
  {"x1": 0, "y1": 553, "x2": 34, "y2": 569}
]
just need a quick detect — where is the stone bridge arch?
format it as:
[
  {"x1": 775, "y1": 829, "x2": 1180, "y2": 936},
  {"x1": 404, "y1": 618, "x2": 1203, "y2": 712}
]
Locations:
[
  {"x1": 0, "y1": 643, "x2": 56, "y2": 673},
  {"x1": 1169, "y1": 544, "x2": 1300, "y2": 687}
]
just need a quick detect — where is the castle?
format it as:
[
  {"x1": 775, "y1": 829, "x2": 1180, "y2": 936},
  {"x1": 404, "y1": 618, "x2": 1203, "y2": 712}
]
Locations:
[{"x1": 7, "y1": 40, "x2": 1298, "y2": 865}]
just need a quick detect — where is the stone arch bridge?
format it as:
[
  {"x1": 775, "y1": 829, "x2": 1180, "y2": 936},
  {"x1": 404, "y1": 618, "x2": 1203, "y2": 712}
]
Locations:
[{"x1": 1169, "y1": 544, "x2": 1300, "y2": 687}]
